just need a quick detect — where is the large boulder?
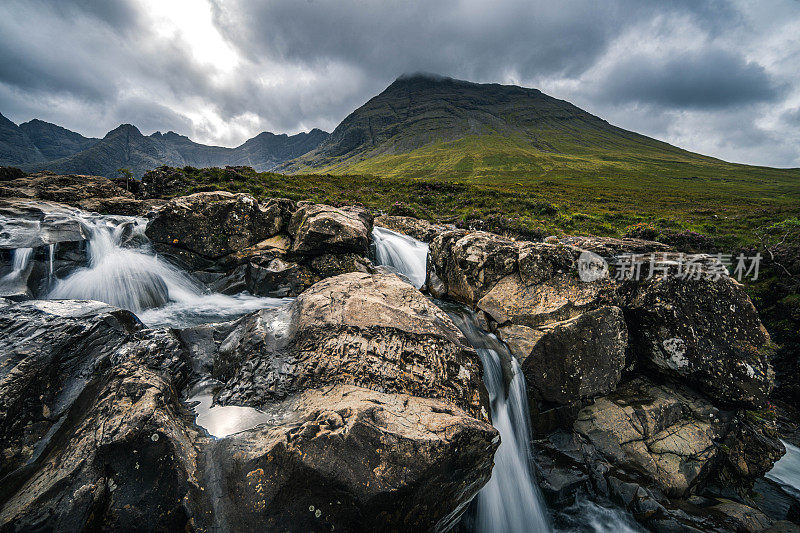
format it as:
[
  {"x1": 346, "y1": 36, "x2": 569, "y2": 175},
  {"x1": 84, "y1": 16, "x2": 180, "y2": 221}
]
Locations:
[
  {"x1": 288, "y1": 203, "x2": 373, "y2": 255},
  {"x1": 573, "y1": 378, "x2": 731, "y2": 497},
  {"x1": 146, "y1": 191, "x2": 288, "y2": 260},
  {"x1": 208, "y1": 271, "x2": 489, "y2": 419},
  {"x1": 201, "y1": 384, "x2": 497, "y2": 532},
  {"x1": 0, "y1": 300, "x2": 201, "y2": 531},
  {"x1": 622, "y1": 272, "x2": 774, "y2": 407},
  {"x1": 0, "y1": 285, "x2": 498, "y2": 531},
  {"x1": 506, "y1": 306, "x2": 628, "y2": 405}
]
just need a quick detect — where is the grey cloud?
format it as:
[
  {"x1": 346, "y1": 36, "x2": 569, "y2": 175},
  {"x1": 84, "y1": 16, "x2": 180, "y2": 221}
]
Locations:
[
  {"x1": 595, "y1": 49, "x2": 782, "y2": 109},
  {"x1": 0, "y1": 0, "x2": 796, "y2": 167}
]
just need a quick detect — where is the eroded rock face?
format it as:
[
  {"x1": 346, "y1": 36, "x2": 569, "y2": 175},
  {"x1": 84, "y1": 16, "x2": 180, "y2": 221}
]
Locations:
[
  {"x1": 0, "y1": 300, "x2": 202, "y2": 531},
  {"x1": 0, "y1": 284, "x2": 498, "y2": 531},
  {"x1": 512, "y1": 306, "x2": 628, "y2": 405},
  {"x1": 146, "y1": 191, "x2": 288, "y2": 260},
  {"x1": 288, "y1": 203, "x2": 373, "y2": 255}
]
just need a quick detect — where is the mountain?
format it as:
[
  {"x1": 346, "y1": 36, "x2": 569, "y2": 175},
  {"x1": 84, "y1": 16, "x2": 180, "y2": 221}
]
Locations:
[
  {"x1": 0, "y1": 112, "x2": 45, "y2": 166},
  {"x1": 27, "y1": 124, "x2": 174, "y2": 178},
  {"x1": 18, "y1": 119, "x2": 99, "y2": 160},
  {"x1": 281, "y1": 74, "x2": 798, "y2": 181},
  {"x1": 14, "y1": 124, "x2": 328, "y2": 178},
  {"x1": 230, "y1": 129, "x2": 329, "y2": 170}
]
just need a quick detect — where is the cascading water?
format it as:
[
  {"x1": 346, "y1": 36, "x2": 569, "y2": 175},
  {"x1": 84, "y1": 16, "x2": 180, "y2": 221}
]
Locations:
[
  {"x1": 445, "y1": 304, "x2": 552, "y2": 532},
  {"x1": 371, "y1": 226, "x2": 551, "y2": 532},
  {"x1": 48, "y1": 243, "x2": 55, "y2": 283},
  {"x1": 36, "y1": 211, "x2": 291, "y2": 328},
  {"x1": 371, "y1": 227, "x2": 429, "y2": 288}
]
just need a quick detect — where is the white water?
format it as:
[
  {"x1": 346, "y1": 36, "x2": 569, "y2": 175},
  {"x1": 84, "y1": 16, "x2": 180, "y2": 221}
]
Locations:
[
  {"x1": 2, "y1": 247, "x2": 33, "y2": 278},
  {"x1": 371, "y1": 227, "x2": 429, "y2": 288},
  {"x1": 767, "y1": 440, "x2": 800, "y2": 500},
  {"x1": 371, "y1": 226, "x2": 552, "y2": 532},
  {"x1": 35, "y1": 211, "x2": 290, "y2": 328},
  {"x1": 47, "y1": 243, "x2": 55, "y2": 283}
]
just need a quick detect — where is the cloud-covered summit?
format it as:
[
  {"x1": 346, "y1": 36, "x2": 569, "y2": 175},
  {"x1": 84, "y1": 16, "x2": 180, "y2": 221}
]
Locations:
[{"x1": 0, "y1": 0, "x2": 798, "y2": 166}]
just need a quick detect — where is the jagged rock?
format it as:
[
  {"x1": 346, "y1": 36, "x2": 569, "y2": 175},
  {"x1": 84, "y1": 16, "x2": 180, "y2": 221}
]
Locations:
[
  {"x1": 146, "y1": 192, "x2": 288, "y2": 259},
  {"x1": 428, "y1": 231, "x2": 617, "y2": 326},
  {"x1": 573, "y1": 378, "x2": 731, "y2": 497},
  {"x1": 0, "y1": 293, "x2": 497, "y2": 531},
  {"x1": 288, "y1": 203, "x2": 373, "y2": 255},
  {"x1": 622, "y1": 274, "x2": 774, "y2": 407},
  {"x1": 374, "y1": 214, "x2": 451, "y2": 242},
  {"x1": 204, "y1": 271, "x2": 489, "y2": 419},
  {"x1": 0, "y1": 359, "x2": 204, "y2": 531},
  {"x1": 0, "y1": 167, "x2": 25, "y2": 181},
  {"x1": 508, "y1": 306, "x2": 628, "y2": 405},
  {"x1": 202, "y1": 384, "x2": 497, "y2": 532},
  {"x1": 138, "y1": 166, "x2": 194, "y2": 199}
]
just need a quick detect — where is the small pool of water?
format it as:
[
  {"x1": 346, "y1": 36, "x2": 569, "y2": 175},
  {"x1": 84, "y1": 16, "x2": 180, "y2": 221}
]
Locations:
[{"x1": 186, "y1": 381, "x2": 296, "y2": 439}]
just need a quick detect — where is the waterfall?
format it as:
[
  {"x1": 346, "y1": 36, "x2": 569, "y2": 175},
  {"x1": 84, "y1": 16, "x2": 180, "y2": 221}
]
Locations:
[
  {"x1": 1, "y1": 247, "x2": 34, "y2": 291},
  {"x1": 40, "y1": 211, "x2": 289, "y2": 328},
  {"x1": 48, "y1": 243, "x2": 55, "y2": 283},
  {"x1": 371, "y1": 226, "x2": 429, "y2": 289},
  {"x1": 371, "y1": 227, "x2": 552, "y2": 532},
  {"x1": 10, "y1": 247, "x2": 34, "y2": 273}
]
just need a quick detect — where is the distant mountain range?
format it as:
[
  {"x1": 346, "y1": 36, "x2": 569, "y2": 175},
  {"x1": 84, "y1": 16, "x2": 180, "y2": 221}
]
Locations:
[
  {"x1": 0, "y1": 112, "x2": 328, "y2": 177},
  {"x1": 2, "y1": 74, "x2": 798, "y2": 181}
]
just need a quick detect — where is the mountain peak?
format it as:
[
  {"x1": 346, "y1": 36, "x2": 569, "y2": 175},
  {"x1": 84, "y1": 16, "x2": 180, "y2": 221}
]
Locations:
[{"x1": 105, "y1": 123, "x2": 143, "y2": 138}]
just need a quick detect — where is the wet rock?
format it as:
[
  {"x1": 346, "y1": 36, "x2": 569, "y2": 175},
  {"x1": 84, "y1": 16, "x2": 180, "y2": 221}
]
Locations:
[
  {"x1": 623, "y1": 274, "x2": 774, "y2": 407},
  {"x1": 0, "y1": 199, "x2": 89, "y2": 248},
  {"x1": 146, "y1": 192, "x2": 288, "y2": 260},
  {"x1": 207, "y1": 271, "x2": 489, "y2": 420},
  {"x1": 374, "y1": 214, "x2": 452, "y2": 242},
  {"x1": 202, "y1": 384, "x2": 498, "y2": 532},
  {"x1": 512, "y1": 306, "x2": 628, "y2": 405},
  {"x1": 288, "y1": 203, "x2": 373, "y2": 256},
  {"x1": 0, "y1": 358, "x2": 204, "y2": 531}
]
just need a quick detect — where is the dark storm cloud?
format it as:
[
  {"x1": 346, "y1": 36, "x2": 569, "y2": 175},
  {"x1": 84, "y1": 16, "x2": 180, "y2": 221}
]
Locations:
[
  {"x1": 0, "y1": 0, "x2": 797, "y2": 166},
  {"x1": 595, "y1": 49, "x2": 782, "y2": 108}
]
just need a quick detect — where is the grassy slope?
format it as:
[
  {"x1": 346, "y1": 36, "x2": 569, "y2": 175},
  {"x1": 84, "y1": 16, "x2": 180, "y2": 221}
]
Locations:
[{"x1": 170, "y1": 162, "x2": 800, "y2": 246}]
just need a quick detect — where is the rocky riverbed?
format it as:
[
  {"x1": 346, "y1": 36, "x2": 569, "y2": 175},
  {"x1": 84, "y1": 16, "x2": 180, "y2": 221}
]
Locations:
[{"x1": 1, "y1": 169, "x2": 799, "y2": 532}]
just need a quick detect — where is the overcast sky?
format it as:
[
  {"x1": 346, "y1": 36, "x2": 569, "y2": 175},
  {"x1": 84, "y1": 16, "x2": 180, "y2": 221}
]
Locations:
[{"x1": 1, "y1": 0, "x2": 799, "y2": 167}]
